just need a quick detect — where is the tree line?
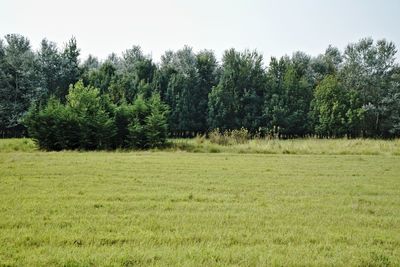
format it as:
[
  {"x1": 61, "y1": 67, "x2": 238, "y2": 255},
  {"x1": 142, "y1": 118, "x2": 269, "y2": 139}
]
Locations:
[{"x1": 1, "y1": 34, "x2": 400, "y2": 141}]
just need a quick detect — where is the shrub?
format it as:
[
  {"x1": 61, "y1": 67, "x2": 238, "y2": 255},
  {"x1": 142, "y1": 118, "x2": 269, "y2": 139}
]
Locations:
[
  {"x1": 127, "y1": 95, "x2": 149, "y2": 148},
  {"x1": 24, "y1": 81, "x2": 169, "y2": 150},
  {"x1": 66, "y1": 81, "x2": 116, "y2": 150},
  {"x1": 127, "y1": 94, "x2": 169, "y2": 149},
  {"x1": 114, "y1": 103, "x2": 132, "y2": 148},
  {"x1": 24, "y1": 98, "x2": 82, "y2": 150},
  {"x1": 146, "y1": 95, "x2": 169, "y2": 148}
]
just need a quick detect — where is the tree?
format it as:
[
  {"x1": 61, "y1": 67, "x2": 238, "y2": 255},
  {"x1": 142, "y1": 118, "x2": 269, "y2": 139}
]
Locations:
[
  {"x1": 145, "y1": 94, "x2": 169, "y2": 147},
  {"x1": 4, "y1": 34, "x2": 400, "y2": 140},
  {"x1": 311, "y1": 75, "x2": 349, "y2": 137},
  {"x1": 263, "y1": 57, "x2": 288, "y2": 136},
  {"x1": 0, "y1": 39, "x2": 9, "y2": 136},
  {"x1": 58, "y1": 37, "x2": 81, "y2": 100},
  {"x1": 311, "y1": 45, "x2": 342, "y2": 82},
  {"x1": 195, "y1": 50, "x2": 219, "y2": 133},
  {"x1": 36, "y1": 39, "x2": 63, "y2": 101},
  {"x1": 25, "y1": 78, "x2": 170, "y2": 150},
  {"x1": 341, "y1": 38, "x2": 398, "y2": 137},
  {"x1": 157, "y1": 47, "x2": 217, "y2": 135},
  {"x1": 0, "y1": 34, "x2": 39, "y2": 137},
  {"x1": 263, "y1": 53, "x2": 314, "y2": 137},
  {"x1": 120, "y1": 46, "x2": 157, "y2": 102},
  {"x1": 379, "y1": 67, "x2": 400, "y2": 137},
  {"x1": 162, "y1": 47, "x2": 198, "y2": 135},
  {"x1": 82, "y1": 54, "x2": 100, "y2": 70},
  {"x1": 127, "y1": 95, "x2": 149, "y2": 148},
  {"x1": 127, "y1": 94, "x2": 169, "y2": 148},
  {"x1": 85, "y1": 61, "x2": 117, "y2": 94},
  {"x1": 208, "y1": 49, "x2": 266, "y2": 132},
  {"x1": 24, "y1": 97, "x2": 80, "y2": 150},
  {"x1": 25, "y1": 81, "x2": 116, "y2": 150},
  {"x1": 66, "y1": 80, "x2": 115, "y2": 149}
]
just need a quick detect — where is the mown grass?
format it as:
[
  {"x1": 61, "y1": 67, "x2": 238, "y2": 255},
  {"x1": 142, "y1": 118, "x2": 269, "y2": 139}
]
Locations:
[
  {"x1": 0, "y1": 138, "x2": 37, "y2": 153},
  {"x1": 0, "y1": 139, "x2": 400, "y2": 266}
]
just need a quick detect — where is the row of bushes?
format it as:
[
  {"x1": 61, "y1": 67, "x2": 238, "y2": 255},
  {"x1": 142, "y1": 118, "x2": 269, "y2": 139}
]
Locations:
[{"x1": 24, "y1": 81, "x2": 169, "y2": 150}]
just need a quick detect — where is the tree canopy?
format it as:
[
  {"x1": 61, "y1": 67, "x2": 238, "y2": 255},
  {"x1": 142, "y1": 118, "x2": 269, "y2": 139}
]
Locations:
[{"x1": 1, "y1": 34, "x2": 399, "y2": 141}]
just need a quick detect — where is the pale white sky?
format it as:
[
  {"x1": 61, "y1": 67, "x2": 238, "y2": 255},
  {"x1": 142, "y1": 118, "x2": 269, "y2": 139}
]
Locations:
[{"x1": 1, "y1": 0, "x2": 399, "y2": 62}]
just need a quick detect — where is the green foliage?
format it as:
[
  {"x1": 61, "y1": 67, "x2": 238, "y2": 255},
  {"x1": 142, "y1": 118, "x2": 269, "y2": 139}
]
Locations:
[
  {"x1": 58, "y1": 37, "x2": 81, "y2": 100},
  {"x1": 311, "y1": 45, "x2": 342, "y2": 81},
  {"x1": 2, "y1": 34, "x2": 400, "y2": 139},
  {"x1": 158, "y1": 47, "x2": 218, "y2": 135},
  {"x1": 83, "y1": 60, "x2": 116, "y2": 94},
  {"x1": 145, "y1": 95, "x2": 169, "y2": 147},
  {"x1": 113, "y1": 102, "x2": 133, "y2": 148},
  {"x1": 312, "y1": 75, "x2": 349, "y2": 137},
  {"x1": 0, "y1": 34, "x2": 39, "y2": 136},
  {"x1": 66, "y1": 81, "x2": 116, "y2": 149},
  {"x1": 24, "y1": 81, "x2": 114, "y2": 150},
  {"x1": 37, "y1": 39, "x2": 64, "y2": 100},
  {"x1": 24, "y1": 81, "x2": 168, "y2": 150},
  {"x1": 127, "y1": 94, "x2": 169, "y2": 149},
  {"x1": 24, "y1": 98, "x2": 73, "y2": 150},
  {"x1": 127, "y1": 95, "x2": 149, "y2": 148},
  {"x1": 341, "y1": 38, "x2": 399, "y2": 137},
  {"x1": 208, "y1": 49, "x2": 265, "y2": 132},
  {"x1": 264, "y1": 53, "x2": 314, "y2": 137},
  {"x1": 379, "y1": 69, "x2": 400, "y2": 136}
]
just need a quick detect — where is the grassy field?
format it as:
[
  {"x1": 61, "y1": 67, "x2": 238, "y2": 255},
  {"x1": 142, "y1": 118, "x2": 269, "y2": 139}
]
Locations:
[{"x1": 0, "y1": 139, "x2": 400, "y2": 266}]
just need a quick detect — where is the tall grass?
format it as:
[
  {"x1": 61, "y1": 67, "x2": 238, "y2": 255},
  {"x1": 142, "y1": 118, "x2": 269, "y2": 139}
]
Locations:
[
  {"x1": 1, "y1": 137, "x2": 400, "y2": 155},
  {"x1": 171, "y1": 137, "x2": 400, "y2": 156}
]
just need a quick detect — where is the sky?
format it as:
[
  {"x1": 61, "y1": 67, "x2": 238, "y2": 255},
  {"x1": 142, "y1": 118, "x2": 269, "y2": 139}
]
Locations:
[{"x1": 1, "y1": 0, "x2": 399, "y2": 62}]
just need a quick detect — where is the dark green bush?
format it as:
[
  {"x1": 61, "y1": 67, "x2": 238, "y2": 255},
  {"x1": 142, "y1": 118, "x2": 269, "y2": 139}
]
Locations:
[
  {"x1": 66, "y1": 81, "x2": 116, "y2": 150},
  {"x1": 114, "y1": 103, "x2": 133, "y2": 148},
  {"x1": 127, "y1": 94, "x2": 169, "y2": 149},
  {"x1": 144, "y1": 95, "x2": 169, "y2": 148},
  {"x1": 24, "y1": 81, "x2": 169, "y2": 150},
  {"x1": 24, "y1": 98, "x2": 72, "y2": 151}
]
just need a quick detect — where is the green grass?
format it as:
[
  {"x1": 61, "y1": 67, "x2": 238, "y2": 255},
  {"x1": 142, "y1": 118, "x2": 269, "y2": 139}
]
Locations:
[
  {"x1": 0, "y1": 138, "x2": 37, "y2": 153},
  {"x1": 2, "y1": 138, "x2": 400, "y2": 156},
  {"x1": 170, "y1": 137, "x2": 400, "y2": 156},
  {"x1": 0, "y1": 139, "x2": 400, "y2": 266}
]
